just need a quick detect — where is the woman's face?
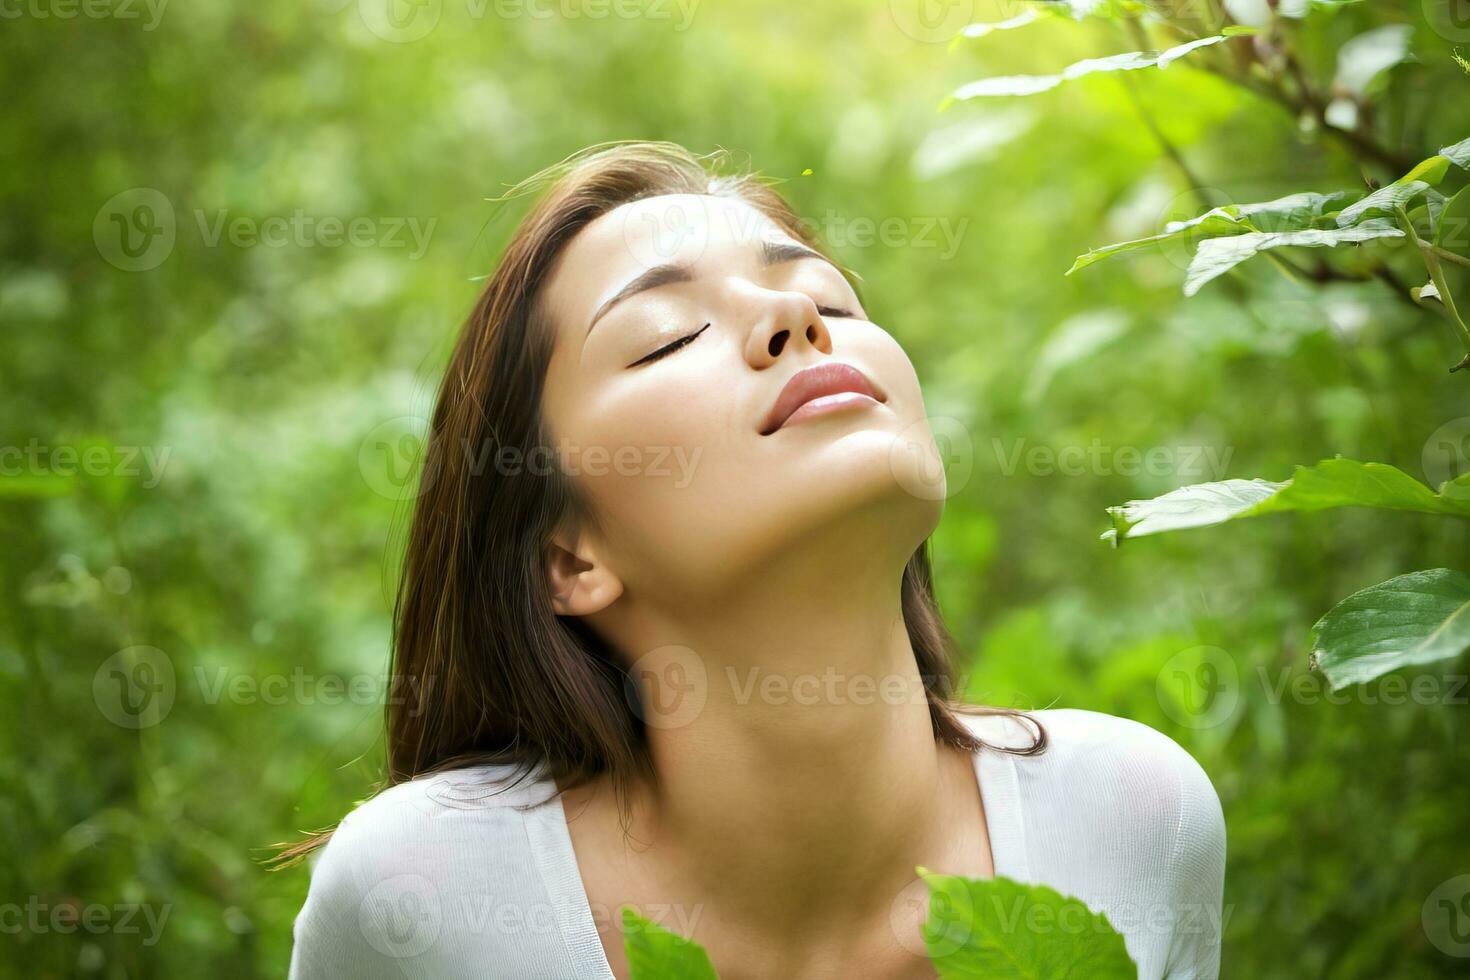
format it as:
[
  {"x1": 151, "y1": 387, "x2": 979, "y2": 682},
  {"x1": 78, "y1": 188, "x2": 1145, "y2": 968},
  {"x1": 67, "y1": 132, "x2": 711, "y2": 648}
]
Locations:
[{"x1": 539, "y1": 193, "x2": 946, "y2": 605}]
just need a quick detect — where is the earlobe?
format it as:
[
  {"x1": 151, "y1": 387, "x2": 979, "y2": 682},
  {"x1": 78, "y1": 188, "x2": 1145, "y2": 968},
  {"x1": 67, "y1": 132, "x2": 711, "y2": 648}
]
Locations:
[{"x1": 545, "y1": 533, "x2": 623, "y2": 617}]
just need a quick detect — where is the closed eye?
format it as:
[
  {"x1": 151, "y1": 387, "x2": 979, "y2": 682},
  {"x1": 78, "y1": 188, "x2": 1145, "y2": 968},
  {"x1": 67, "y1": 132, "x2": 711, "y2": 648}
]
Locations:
[
  {"x1": 818, "y1": 306, "x2": 856, "y2": 318},
  {"x1": 627, "y1": 322, "x2": 712, "y2": 368}
]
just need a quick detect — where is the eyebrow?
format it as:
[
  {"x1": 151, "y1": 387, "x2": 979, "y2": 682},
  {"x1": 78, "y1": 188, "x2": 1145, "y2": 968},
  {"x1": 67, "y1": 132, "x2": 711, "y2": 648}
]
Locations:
[{"x1": 584, "y1": 238, "x2": 837, "y2": 337}]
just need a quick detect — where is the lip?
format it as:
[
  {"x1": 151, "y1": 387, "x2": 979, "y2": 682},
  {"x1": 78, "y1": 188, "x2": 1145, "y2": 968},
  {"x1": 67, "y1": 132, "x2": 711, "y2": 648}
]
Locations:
[{"x1": 759, "y1": 362, "x2": 887, "y2": 435}]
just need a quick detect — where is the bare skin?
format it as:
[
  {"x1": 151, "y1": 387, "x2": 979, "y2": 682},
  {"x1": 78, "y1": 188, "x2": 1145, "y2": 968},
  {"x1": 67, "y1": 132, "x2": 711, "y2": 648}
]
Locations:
[{"x1": 538, "y1": 194, "x2": 993, "y2": 978}]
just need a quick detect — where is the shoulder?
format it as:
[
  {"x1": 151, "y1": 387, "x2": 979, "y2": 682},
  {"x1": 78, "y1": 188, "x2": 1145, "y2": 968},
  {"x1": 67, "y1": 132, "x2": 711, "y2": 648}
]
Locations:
[
  {"x1": 963, "y1": 709, "x2": 1226, "y2": 978},
  {"x1": 289, "y1": 764, "x2": 566, "y2": 978},
  {"x1": 966, "y1": 707, "x2": 1223, "y2": 843}
]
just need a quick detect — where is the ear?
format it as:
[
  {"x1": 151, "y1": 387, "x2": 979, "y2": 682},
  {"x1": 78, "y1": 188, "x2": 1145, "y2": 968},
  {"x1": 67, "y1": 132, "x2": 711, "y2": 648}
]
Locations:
[{"x1": 545, "y1": 527, "x2": 623, "y2": 617}]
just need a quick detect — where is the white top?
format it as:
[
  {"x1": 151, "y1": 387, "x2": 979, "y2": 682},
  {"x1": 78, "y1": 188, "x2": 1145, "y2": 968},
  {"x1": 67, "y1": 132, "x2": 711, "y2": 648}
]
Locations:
[{"x1": 288, "y1": 709, "x2": 1226, "y2": 979}]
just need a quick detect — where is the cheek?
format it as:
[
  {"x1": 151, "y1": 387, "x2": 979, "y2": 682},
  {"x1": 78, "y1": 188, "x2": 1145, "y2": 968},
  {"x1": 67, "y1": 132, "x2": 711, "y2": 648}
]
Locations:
[{"x1": 552, "y1": 368, "x2": 740, "y2": 550}]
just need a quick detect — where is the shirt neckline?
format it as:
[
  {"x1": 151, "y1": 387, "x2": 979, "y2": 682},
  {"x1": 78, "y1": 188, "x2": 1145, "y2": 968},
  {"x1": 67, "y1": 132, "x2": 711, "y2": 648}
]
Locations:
[{"x1": 530, "y1": 730, "x2": 1027, "y2": 979}]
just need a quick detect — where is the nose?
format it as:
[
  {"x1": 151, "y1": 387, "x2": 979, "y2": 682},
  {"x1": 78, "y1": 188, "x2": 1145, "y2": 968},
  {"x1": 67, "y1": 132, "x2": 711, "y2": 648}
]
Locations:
[{"x1": 742, "y1": 288, "x2": 834, "y2": 369}]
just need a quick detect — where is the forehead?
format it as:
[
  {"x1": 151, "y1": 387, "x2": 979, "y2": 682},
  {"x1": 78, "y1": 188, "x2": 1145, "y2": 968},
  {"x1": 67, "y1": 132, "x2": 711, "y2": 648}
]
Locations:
[{"x1": 543, "y1": 193, "x2": 805, "y2": 323}]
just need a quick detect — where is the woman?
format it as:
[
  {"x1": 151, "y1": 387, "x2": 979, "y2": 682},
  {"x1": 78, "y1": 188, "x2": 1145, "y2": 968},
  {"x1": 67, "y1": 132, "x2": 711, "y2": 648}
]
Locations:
[{"x1": 286, "y1": 142, "x2": 1226, "y2": 979}]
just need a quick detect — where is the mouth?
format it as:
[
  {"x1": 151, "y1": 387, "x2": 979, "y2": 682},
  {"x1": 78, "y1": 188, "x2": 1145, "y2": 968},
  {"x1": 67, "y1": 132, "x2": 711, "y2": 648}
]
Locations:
[{"x1": 759, "y1": 361, "x2": 887, "y2": 436}]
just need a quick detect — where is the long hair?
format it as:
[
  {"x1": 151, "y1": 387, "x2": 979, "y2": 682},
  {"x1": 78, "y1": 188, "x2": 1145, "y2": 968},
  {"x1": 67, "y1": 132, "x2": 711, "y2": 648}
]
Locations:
[{"x1": 278, "y1": 141, "x2": 1043, "y2": 863}]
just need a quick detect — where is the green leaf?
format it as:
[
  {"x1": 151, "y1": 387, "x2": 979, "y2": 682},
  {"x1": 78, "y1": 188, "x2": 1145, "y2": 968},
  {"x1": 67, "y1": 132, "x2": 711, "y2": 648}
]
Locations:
[
  {"x1": 1336, "y1": 177, "x2": 1440, "y2": 227},
  {"x1": 622, "y1": 907, "x2": 720, "y2": 980},
  {"x1": 1441, "y1": 135, "x2": 1470, "y2": 168},
  {"x1": 1068, "y1": 192, "x2": 1349, "y2": 275},
  {"x1": 1066, "y1": 211, "x2": 1247, "y2": 274},
  {"x1": 1221, "y1": 190, "x2": 1349, "y2": 229},
  {"x1": 959, "y1": 9, "x2": 1040, "y2": 39},
  {"x1": 1156, "y1": 35, "x2": 1230, "y2": 68},
  {"x1": 1310, "y1": 569, "x2": 1470, "y2": 688},
  {"x1": 1104, "y1": 458, "x2": 1470, "y2": 543},
  {"x1": 1183, "y1": 219, "x2": 1403, "y2": 295},
  {"x1": 951, "y1": 38, "x2": 1224, "y2": 101},
  {"x1": 919, "y1": 869, "x2": 1135, "y2": 979},
  {"x1": 1435, "y1": 186, "x2": 1470, "y2": 249}
]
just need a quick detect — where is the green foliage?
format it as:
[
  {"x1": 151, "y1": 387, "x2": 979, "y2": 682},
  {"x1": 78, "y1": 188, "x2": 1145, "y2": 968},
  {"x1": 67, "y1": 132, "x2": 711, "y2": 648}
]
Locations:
[
  {"x1": 622, "y1": 908, "x2": 720, "y2": 980},
  {"x1": 620, "y1": 876, "x2": 1136, "y2": 980},
  {"x1": 7, "y1": 0, "x2": 1470, "y2": 977},
  {"x1": 920, "y1": 870, "x2": 1136, "y2": 979},
  {"x1": 1104, "y1": 459, "x2": 1470, "y2": 542},
  {"x1": 1310, "y1": 569, "x2": 1470, "y2": 688},
  {"x1": 1184, "y1": 220, "x2": 1403, "y2": 296}
]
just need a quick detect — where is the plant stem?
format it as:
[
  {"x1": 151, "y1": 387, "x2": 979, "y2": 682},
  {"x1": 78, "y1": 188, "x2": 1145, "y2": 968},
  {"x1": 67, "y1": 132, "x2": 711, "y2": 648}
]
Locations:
[
  {"x1": 1397, "y1": 205, "x2": 1470, "y2": 368},
  {"x1": 1429, "y1": 244, "x2": 1470, "y2": 270}
]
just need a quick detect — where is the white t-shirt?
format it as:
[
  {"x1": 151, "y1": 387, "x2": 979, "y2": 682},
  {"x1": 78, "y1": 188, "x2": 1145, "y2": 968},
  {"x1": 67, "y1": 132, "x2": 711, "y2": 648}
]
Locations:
[{"x1": 288, "y1": 708, "x2": 1226, "y2": 979}]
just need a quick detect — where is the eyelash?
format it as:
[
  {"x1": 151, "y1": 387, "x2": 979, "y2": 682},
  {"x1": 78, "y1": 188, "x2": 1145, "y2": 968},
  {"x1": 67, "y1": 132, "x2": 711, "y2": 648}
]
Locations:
[
  {"x1": 624, "y1": 308, "x2": 856, "y2": 368},
  {"x1": 628, "y1": 322, "x2": 712, "y2": 368}
]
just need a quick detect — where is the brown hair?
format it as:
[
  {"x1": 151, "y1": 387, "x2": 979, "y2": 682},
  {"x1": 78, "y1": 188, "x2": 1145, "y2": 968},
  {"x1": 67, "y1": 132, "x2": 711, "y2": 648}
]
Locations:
[{"x1": 278, "y1": 141, "x2": 1042, "y2": 863}]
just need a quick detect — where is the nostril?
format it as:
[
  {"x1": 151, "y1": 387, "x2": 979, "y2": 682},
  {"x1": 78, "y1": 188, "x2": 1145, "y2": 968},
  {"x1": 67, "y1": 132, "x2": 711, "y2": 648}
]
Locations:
[
  {"x1": 805, "y1": 324, "x2": 819, "y2": 344},
  {"x1": 767, "y1": 330, "x2": 789, "y2": 357}
]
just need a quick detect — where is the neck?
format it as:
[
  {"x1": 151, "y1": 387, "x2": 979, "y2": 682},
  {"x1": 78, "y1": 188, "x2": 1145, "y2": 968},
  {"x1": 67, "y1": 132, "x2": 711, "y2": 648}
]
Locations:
[{"x1": 601, "y1": 534, "x2": 976, "y2": 939}]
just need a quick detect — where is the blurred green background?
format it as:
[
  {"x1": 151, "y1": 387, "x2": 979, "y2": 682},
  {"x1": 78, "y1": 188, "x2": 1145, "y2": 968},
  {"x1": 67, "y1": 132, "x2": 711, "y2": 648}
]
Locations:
[{"x1": 5, "y1": 0, "x2": 1470, "y2": 975}]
